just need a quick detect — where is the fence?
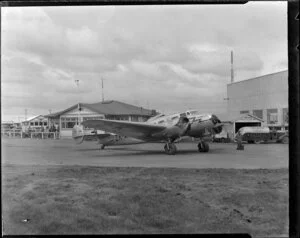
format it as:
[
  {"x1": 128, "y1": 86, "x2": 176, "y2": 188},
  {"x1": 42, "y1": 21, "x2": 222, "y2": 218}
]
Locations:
[{"x1": 1, "y1": 129, "x2": 60, "y2": 139}]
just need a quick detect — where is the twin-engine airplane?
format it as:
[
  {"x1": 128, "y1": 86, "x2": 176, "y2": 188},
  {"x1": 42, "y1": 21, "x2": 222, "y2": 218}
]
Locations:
[{"x1": 72, "y1": 110, "x2": 223, "y2": 155}]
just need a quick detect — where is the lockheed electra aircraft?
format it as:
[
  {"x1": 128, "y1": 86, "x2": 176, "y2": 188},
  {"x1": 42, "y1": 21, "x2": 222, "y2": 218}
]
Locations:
[{"x1": 72, "y1": 110, "x2": 223, "y2": 155}]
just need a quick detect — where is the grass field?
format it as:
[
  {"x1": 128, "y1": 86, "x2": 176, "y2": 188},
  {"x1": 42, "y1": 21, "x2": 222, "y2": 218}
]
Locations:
[{"x1": 2, "y1": 165, "x2": 288, "y2": 236}]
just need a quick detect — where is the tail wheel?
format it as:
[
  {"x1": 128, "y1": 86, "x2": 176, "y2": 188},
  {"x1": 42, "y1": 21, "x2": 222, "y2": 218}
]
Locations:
[
  {"x1": 100, "y1": 144, "x2": 105, "y2": 150},
  {"x1": 282, "y1": 136, "x2": 289, "y2": 144},
  {"x1": 164, "y1": 143, "x2": 177, "y2": 155}
]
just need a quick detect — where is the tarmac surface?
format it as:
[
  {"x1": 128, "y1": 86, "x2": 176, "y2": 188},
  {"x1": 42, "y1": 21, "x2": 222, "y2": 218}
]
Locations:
[{"x1": 2, "y1": 138, "x2": 288, "y2": 169}]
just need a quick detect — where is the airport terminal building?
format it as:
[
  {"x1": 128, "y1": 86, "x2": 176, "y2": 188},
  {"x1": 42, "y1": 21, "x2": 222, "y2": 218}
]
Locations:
[
  {"x1": 227, "y1": 70, "x2": 288, "y2": 132},
  {"x1": 45, "y1": 100, "x2": 156, "y2": 138}
]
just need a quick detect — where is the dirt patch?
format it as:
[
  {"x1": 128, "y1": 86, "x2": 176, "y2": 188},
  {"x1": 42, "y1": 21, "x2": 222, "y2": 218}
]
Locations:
[{"x1": 2, "y1": 165, "x2": 288, "y2": 236}]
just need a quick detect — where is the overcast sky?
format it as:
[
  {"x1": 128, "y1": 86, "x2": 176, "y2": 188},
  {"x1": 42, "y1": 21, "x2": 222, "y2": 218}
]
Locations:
[{"x1": 1, "y1": 2, "x2": 287, "y2": 122}]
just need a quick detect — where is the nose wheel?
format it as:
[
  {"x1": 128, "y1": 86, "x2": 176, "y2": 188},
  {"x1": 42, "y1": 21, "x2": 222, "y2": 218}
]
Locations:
[
  {"x1": 198, "y1": 141, "x2": 209, "y2": 152},
  {"x1": 164, "y1": 143, "x2": 177, "y2": 155}
]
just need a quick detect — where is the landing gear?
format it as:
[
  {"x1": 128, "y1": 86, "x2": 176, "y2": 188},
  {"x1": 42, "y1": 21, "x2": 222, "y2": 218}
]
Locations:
[
  {"x1": 198, "y1": 141, "x2": 209, "y2": 152},
  {"x1": 164, "y1": 143, "x2": 177, "y2": 155},
  {"x1": 100, "y1": 144, "x2": 105, "y2": 150}
]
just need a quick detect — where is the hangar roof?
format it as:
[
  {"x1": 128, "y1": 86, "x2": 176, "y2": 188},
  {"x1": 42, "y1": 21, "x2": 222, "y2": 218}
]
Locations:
[
  {"x1": 216, "y1": 113, "x2": 264, "y2": 123},
  {"x1": 227, "y1": 70, "x2": 288, "y2": 86},
  {"x1": 45, "y1": 100, "x2": 156, "y2": 118}
]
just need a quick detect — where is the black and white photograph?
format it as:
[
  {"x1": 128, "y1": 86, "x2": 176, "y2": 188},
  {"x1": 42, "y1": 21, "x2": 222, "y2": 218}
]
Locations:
[{"x1": 1, "y1": 2, "x2": 289, "y2": 236}]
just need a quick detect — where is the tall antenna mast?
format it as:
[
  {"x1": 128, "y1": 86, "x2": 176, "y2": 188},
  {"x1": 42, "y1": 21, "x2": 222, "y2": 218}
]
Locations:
[
  {"x1": 231, "y1": 50, "x2": 234, "y2": 83},
  {"x1": 101, "y1": 77, "x2": 104, "y2": 102}
]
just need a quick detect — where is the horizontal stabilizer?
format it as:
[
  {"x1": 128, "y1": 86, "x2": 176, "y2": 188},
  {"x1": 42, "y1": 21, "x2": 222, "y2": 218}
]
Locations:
[{"x1": 72, "y1": 125, "x2": 85, "y2": 144}]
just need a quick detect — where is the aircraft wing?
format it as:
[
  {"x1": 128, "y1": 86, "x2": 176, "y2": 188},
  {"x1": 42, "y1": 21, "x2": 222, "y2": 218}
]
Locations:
[{"x1": 81, "y1": 119, "x2": 166, "y2": 140}]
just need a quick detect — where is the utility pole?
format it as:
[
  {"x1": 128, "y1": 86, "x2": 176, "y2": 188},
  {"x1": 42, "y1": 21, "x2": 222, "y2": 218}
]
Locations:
[
  {"x1": 101, "y1": 77, "x2": 104, "y2": 102},
  {"x1": 75, "y1": 79, "x2": 79, "y2": 88},
  {"x1": 25, "y1": 109, "x2": 27, "y2": 121},
  {"x1": 75, "y1": 80, "x2": 80, "y2": 125}
]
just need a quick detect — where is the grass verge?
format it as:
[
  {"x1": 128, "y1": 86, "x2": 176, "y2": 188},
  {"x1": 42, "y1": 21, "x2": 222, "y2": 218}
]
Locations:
[{"x1": 2, "y1": 165, "x2": 288, "y2": 236}]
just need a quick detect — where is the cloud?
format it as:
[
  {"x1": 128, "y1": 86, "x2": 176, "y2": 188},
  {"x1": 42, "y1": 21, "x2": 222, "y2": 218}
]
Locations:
[{"x1": 1, "y1": 3, "x2": 287, "y2": 120}]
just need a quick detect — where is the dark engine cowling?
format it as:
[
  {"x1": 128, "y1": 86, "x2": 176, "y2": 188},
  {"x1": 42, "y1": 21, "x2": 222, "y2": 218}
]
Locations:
[{"x1": 211, "y1": 114, "x2": 223, "y2": 134}]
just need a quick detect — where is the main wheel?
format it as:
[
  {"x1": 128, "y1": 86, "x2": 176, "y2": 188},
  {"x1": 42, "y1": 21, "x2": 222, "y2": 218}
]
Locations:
[
  {"x1": 198, "y1": 142, "x2": 209, "y2": 152},
  {"x1": 164, "y1": 143, "x2": 177, "y2": 155},
  {"x1": 203, "y1": 142, "x2": 209, "y2": 152},
  {"x1": 100, "y1": 144, "x2": 105, "y2": 150}
]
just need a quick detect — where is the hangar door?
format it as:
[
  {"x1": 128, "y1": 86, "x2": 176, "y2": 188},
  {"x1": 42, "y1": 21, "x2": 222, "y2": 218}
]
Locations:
[{"x1": 234, "y1": 122, "x2": 262, "y2": 133}]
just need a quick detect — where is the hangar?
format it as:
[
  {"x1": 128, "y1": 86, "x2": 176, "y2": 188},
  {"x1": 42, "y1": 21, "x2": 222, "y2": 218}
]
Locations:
[
  {"x1": 45, "y1": 100, "x2": 156, "y2": 138},
  {"x1": 227, "y1": 70, "x2": 288, "y2": 131},
  {"x1": 217, "y1": 113, "x2": 264, "y2": 140}
]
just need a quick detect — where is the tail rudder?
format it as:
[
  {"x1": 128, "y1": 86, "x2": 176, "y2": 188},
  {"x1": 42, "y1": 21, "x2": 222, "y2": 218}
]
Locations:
[{"x1": 72, "y1": 125, "x2": 85, "y2": 144}]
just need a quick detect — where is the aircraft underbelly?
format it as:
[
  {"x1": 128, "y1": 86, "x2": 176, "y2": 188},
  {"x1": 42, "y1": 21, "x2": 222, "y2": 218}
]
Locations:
[{"x1": 102, "y1": 136, "x2": 145, "y2": 146}]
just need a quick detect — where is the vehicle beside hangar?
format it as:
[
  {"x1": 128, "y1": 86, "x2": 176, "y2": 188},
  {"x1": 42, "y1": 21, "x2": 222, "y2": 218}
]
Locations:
[{"x1": 235, "y1": 126, "x2": 289, "y2": 144}]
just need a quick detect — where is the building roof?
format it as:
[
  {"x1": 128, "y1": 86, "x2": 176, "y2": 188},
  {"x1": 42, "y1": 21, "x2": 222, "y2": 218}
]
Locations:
[
  {"x1": 22, "y1": 115, "x2": 43, "y2": 123},
  {"x1": 227, "y1": 70, "x2": 288, "y2": 86},
  {"x1": 44, "y1": 100, "x2": 156, "y2": 118}
]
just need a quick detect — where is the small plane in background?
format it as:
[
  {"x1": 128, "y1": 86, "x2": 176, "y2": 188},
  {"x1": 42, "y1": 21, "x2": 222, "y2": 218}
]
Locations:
[{"x1": 72, "y1": 110, "x2": 223, "y2": 155}]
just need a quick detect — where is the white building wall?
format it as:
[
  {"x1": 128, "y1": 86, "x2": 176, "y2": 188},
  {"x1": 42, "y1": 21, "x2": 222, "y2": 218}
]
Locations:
[{"x1": 227, "y1": 70, "x2": 288, "y2": 128}]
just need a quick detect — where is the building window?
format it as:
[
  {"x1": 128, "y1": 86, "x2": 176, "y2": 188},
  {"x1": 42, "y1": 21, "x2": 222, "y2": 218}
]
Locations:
[
  {"x1": 83, "y1": 117, "x2": 104, "y2": 121},
  {"x1": 267, "y1": 109, "x2": 278, "y2": 124},
  {"x1": 119, "y1": 115, "x2": 129, "y2": 121},
  {"x1": 44, "y1": 122, "x2": 47, "y2": 126},
  {"x1": 61, "y1": 117, "x2": 78, "y2": 129},
  {"x1": 282, "y1": 108, "x2": 288, "y2": 124},
  {"x1": 30, "y1": 122, "x2": 34, "y2": 126},
  {"x1": 131, "y1": 115, "x2": 139, "y2": 122},
  {"x1": 240, "y1": 110, "x2": 249, "y2": 114},
  {"x1": 253, "y1": 110, "x2": 263, "y2": 119},
  {"x1": 35, "y1": 121, "x2": 39, "y2": 126}
]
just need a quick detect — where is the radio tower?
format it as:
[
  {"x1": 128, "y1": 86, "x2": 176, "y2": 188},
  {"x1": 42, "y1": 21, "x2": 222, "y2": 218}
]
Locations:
[{"x1": 231, "y1": 50, "x2": 234, "y2": 83}]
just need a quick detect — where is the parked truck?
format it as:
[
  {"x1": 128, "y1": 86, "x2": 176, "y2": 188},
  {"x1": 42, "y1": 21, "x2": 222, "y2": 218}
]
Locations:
[{"x1": 235, "y1": 127, "x2": 289, "y2": 144}]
